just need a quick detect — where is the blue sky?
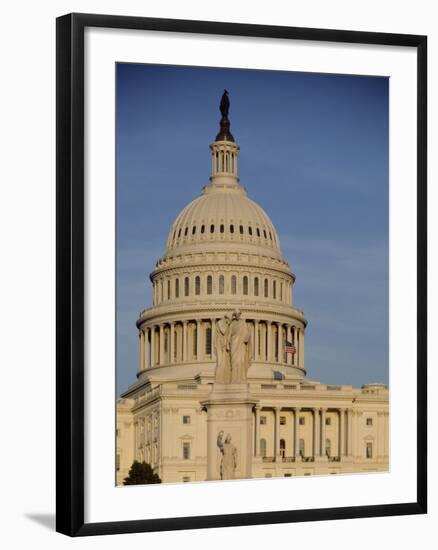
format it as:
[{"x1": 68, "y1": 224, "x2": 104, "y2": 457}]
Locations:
[{"x1": 116, "y1": 63, "x2": 388, "y2": 396}]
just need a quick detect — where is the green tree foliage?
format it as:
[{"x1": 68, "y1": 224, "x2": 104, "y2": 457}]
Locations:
[{"x1": 123, "y1": 460, "x2": 162, "y2": 485}]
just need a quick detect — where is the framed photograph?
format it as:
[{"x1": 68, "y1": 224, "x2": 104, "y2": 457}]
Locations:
[{"x1": 56, "y1": 13, "x2": 427, "y2": 536}]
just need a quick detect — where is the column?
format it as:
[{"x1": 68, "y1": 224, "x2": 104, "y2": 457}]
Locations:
[
  {"x1": 287, "y1": 325, "x2": 292, "y2": 365},
  {"x1": 274, "y1": 407, "x2": 281, "y2": 459},
  {"x1": 320, "y1": 408, "x2": 327, "y2": 456},
  {"x1": 301, "y1": 329, "x2": 305, "y2": 369},
  {"x1": 296, "y1": 328, "x2": 300, "y2": 367},
  {"x1": 139, "y1": 330, "x2": 145, "y2": 372},
  {"x1": 149, "y1": 327, "x2": 155, "y2": 367},
  {"x1": 313, "y1": 408, "x2": 319, "y2": 458},
  {"x1": 170, "y1": 322, "x2": 175, "y2": 364},
  {"x1": 277, "y1": 323, "x2": 282, "y2": 363},
  {"x1": 347, "y1": 408, "x2": 353, "y2": 457},
  {"x1": 159, "y1": 324, "x2": 165, "y2": 366},
  {"x1": 254, "y1": 320, "x2": 259, "y2": 361},
  {"x1": 144, "y1": 328, "x2": 150, "y2": 369},
  {"x1": 377, "y1": 411, "x2": 384, "y2": 462},
  {"x1": 384, "y1": 411, "x2": 389, "y2": 460},
  {"x1": 266, "y1": 321, "x2": 272, "y2": 362},
  {"x1": 339, "y1": 408, "x2": 345, "y2": 457},
  {"x1": 182, "y1": 321, "x2": 188, "y2": 362},
  {"x1": 294, "y1": 407, "x2": 301, "y2": 459},
  {"x1": 211, "y1": 318, "x2": 216, "y2": 361},
  {"x1": 254, "y1": 406, "x2": 261, "y2": 457},
  {"x1": 196, "y1": 320, "x2": 201, "y2": 360}
]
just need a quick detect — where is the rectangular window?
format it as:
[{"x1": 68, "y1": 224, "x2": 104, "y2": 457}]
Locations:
[
  {"x1": 116, "y1": 454, "x2": 120, "y2": 471},
  {"x1": 366, "y1": 418, "x2": 373, "y2": 426},
  {"x1": 182, "y1": 476, "x2": 191, "y2": 483},
  {"x1": 325, "y1": 417, "x2": 331, "y2": 426},
  {"x1": 182, "y1": 415, "x2": 191, "y2": 425},
  {"x1": 284, "y1": 473, "x2": 292, "y2": 477},
  {"x1": 205, "y1": 326, "x2": 212, "y2": 355},
  {"x1": 299, "y1": 416, "x2": 305, "y2": 425},
  {"x1": 183, "y1": 442, "x2": 191, "y2": 460},
  {"x1": 366, "y1": 442, "x2": 373, "y2": 458},
  {"x1": 280, "y1": 416, "x2": 286, "y2": 425},
  {"x1": 260, "y1": 416, "x2": 267, "y2": 425}
]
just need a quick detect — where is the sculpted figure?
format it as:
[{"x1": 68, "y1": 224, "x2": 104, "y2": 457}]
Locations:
[
  {"x1": 229, "y1": 309, "x2": 252, "y2": 384},
  {"x1": 214, "y1": 315, "x2": 231, "y2": 384},
  {"x1": 220, "y1": 433, "x2": 237, "y2": 480}
]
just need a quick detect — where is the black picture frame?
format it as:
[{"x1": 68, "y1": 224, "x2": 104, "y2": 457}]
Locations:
[{"x1": 56, "y1": 12, "x2": 427, "y2": 537}]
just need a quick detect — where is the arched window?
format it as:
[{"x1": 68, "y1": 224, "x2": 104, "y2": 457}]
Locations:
[
  {"x1": 230, "y1": 224, "x2": 234, "y2": 234},
  {"x1": 175, "y1": 278, "x2": 179, "y2": 298},
  {"x1": 280, "y1": 282, "x2": 283, "y2": 301},
  {"x1": 263, "y1": 229, "x2": 267, "y2": 239},
  {"x1": 210, "y1": 224, "x2": 215, "y2": 233},
  {"x1": 269, "y1": 231, "x2": 272, "y2": 240},
  {"x1": 280, "y1": 438, "x2": 286, "y2": 458},
  {"x1": 184, "y1": 277, "x2": 189, "y2": 297},
  {"x1": 207, "y1": 275, "x2": 213, "y2": 295},
  {"x1": 219, "y1": 275, "x2": 224, "y2": 294},
  {"x1": 178, "y1": 228, "x2": 182, "y2": 238},
  {"x1": 239, "y1": 225, "x2": 244, "y2": 234},
  {"x1": 256, "y1": 227, "x2": 260, "y2": 237},
  {"x1": 243, "y1": 276, "x2": 248, "y2": 295},
  {"x1": 260, "y1": 438, "x2": 267, "y2": 458},
  {"x1": 220, "y1": 224, "x2": 224, "y2": 233},
  {"x1": 167, "y1": 279, "x2": 171, "y2": 300},
  {"x1": 201, "y1": 224, "x2": 205, "y2": 234},
  {"x1": 231, "y1": 275, "x2": 237, "y2": 295},
  {"x1": 326, "y1": 438, "x2": 331, "y2": 457},
  {"x1": 192, "y1": 225, "x2": 196, "y2": 235},
  {"x1": 184, "y1": 227, "x2": 188, "y2": 236},
  {"x1": 273, "y1": 280, "x2": 276, "y2": 299},
  {"x1": 195, "y1": 276, "x2": 201, "y2": 295},
  {"x1": 248, "y1": 226, "x2": 253, "y2": 236},
  {"x1": 299, "y1": 438, "x2": 305, "y2": 457},
  {"x1": 264, "y1": 278, "x2": 269, "y2": 298},
  {"x1": 254, "y1": 277, "x2": 259, "y2": 296},
  {"x1": 160, "y1": 280, "x2": 163, "y2": 302}
]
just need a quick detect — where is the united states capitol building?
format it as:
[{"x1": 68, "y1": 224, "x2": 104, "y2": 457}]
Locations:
[{"x1": 116, "y1": 93, "x2": 389, "y2": 485}]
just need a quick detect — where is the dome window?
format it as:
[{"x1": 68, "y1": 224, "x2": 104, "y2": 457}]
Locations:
[
  {"x1": 175, "y1": 278, "x2": 180, "y2": 298},
  {"x1": 264, "y1": 278, "x2": 269, "y2": 298},
  {"x1": 184, "y1": 277, "x2": 190, "y2": 297},
  {"x1": 201, "y1": 224, "x2": 205, "y2": 234},
  {"x1": 184, "y1": 227, "x2": 188, "y2": 236},
  {"x1": 248, "y1": 226, "x2": 253, "y2": 236},
  {"x1": 239, "y1": 225, "x2": 244, "y2": 235},
  {"x1": 231, "y1": 275, "x2": 237, "y2": 295},
  {"x1": 178, "y1": 229, "x2": 182, "y2": 238},
  {"x1": 220, "y1": 224, "x2": 225, "y2": 233},
  {"x1": 273, "y1": 280, "x2": 277, "y2": 299},
  {"x1": 195, "y1": 276, "x2": 201, "y2": 295},
  {"x1": 254, "y1": 277, "x2": 259, "y2": 296},
  {"x1": 269, "y1": 231, "x2": 272, "y2": 240},
  {"x1": 256, "y1": 228, "x2": 261, "y2": 237},
  {"x1": 263, "y1": 229, "x2": 267, "y2": 239},
  {"x1": 192, "y1": 226, "x2": 196, "y2": 235},
  {"x1": 243, "y1": 276, "x2": 248, "y2": 295},
  {"x1": 219, "y1": 275, "x2": 224, "y2": 294},
  {"x1": 210, "y1": 224, "x2": 215, "y2": 233},
  {"x1": 207, "y1": 275, "x2": 213, "y2": 295},
  {"x1": 230, "y1": 224, "x2": 234, "y2": 234}
]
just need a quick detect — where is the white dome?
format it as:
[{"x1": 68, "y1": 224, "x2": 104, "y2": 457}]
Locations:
[{"x1": 164, "y1": 182, "x2": 282, "y2": 261}]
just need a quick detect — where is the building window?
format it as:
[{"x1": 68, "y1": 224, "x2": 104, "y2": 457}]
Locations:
[
  {"x1": 325, "y1": 417, "x2": 331, "y2": 426},
  {"x1": 248, "y1": 226, "x2": 253, "y2": 236},
  {"x1": 273, "y1": 280, "x2": 276, "y2": 299},
  {"x1": 182, "y1": 415, "x2": 191, "y2": 425},
  {"x1": 263, "y1": 229, "x2": 267, "y2": 238},
  {"x1": 230, "y1": 224, "x2": 234, "y2": 233},
  {"x1": 192, "y1": 225, "x2": 196, "y2": 235},
  {"x1": 299, "y1": 416, "x2": 305, "y2": 425},
  {"x1": 264, "y1": 278, "x2": 268, "y2": 298},
  {"x1": 207, "y1": 275, "x2": 213, "y2": 294},
  {"x1": 167, "y1": 279, "x2": 171, "y2": 300},
  {"x1": 184, "y1": 227, "x2": 188, "y2": 236},
  {"x1": 256, "y1": 227, "x2": 261, "y2": 237},
  {"x1": 260, "y1": 416, "x2": 267, "y2": 425},
  {"x1": 254, "y1": 277, "x2": 259, "y2": 296},
  {"x1": 366, "y1": 442, "x2": 373, "y2": 458},
  {"x1": 326, "y1": 438, "x2": 331, "y2": 457},
  {"x1": 299, "y1": 438, "x2": 305, "y2": 457},
  {"x1": 195, "y1": 276, "x2": 201, "y2": 295},
  {"x1": 116, "y1": 454, "x2": 120, "y2": 471},
  {"x1": 210, "y1": 224, "x2": 215, "y2": 233},
  {"x1": 164, "y1": 330, "x2": 168, "y2": 354},
  {"x1": 219, "y1": 275, "x2": 224, "y2": 294},
  {"x1": 184, "y1": 277, "x2": 189, "y2": 296},
  {"x1": 366, "y1": 418, "x2": 373, "y2": 426},
  {"x1": 239, "y1": 224, "x2": 244, "y2": 234},
  {"x1": 201, "y1": 224, "x2": 205, "y2": 234},
  {"x1": 284, "y1": 473, "x2": 292, "y2": 477},
  {"x1": 220, "y1": 224, "x2": 224, "y2": 233},
  {"x1": 231, "y1": 275, "x2": 237, "y2": 294},
  {"x1": 280, "y1": 416, "x2": 286, "y2": 425},
  {"x1": 193, "y1": 326, "x2": 197, "y2": 357},
  {"x1": 243, "y1": 276, "x2": 248, "y2": 295},
  {"x1": 260, "y1": 438, "x2": 267, "y2": 457},
  {"x1": 183, "y1": 442, "x2": 191, "y2": 460},
  {"x1": 175, "y1": 278, "x2": 179, "y2": 298},
  {"x1": 280, "y1": 439, "x2": 286, "y2": 458},
  {"x1": 182, "y1": 476, "x2": 191, "y2": 482},
  {"x1": 178, "y1": 228, "x2": 182, "y2": 238},
  {"x1": 205, "y1": 326, "x2": 212, "y2": 355},
  {"x1": 280, "y1": 282, "x2": 283, "y2": 301}
]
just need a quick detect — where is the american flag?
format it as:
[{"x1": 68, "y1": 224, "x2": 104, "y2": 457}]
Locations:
[{"x1": 285, "y1": 341, "x2": 296, "y2": 354}]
